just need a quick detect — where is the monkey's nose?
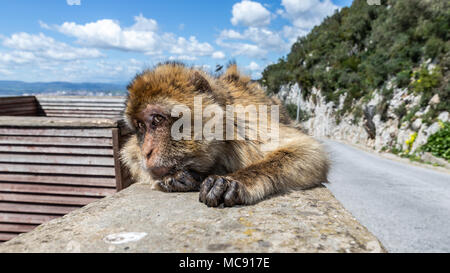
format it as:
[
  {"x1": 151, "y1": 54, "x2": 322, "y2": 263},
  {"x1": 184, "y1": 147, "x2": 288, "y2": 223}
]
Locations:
[
  {"x1": 146, "y1": 148, "x2": 153, "y2": 159},
  {"x1": 150, "y1": 166, "x2": 169, "y2": 178}
]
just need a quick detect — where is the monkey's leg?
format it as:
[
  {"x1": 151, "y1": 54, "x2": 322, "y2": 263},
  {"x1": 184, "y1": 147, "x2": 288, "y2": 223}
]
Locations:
[
  {"x1": 156, "y1": 170, "x2": 203, "y2": 192},
  {"x1": 199, "y1": 142, "x2": 329, "y2": 207}
]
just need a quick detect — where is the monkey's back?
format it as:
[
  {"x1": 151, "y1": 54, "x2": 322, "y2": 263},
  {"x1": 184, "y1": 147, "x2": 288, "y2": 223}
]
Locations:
[{"x1": 215, "y1": 65, "x2": 292, "y2": 125}]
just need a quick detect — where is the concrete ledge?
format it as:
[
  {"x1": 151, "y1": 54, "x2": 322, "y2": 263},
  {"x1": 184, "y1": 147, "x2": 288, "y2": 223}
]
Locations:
[{"x1": 0, "y1": 184, "x2": 385, "y2": 253}]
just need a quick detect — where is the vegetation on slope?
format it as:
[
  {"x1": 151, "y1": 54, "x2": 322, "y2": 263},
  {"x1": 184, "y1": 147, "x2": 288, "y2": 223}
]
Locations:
[
  {"x1": 421, "y1": 121, "x2": 450, "y2": 160},
  {"x1": 261, "y1": 0, "x2": 449, "y2": 124}
]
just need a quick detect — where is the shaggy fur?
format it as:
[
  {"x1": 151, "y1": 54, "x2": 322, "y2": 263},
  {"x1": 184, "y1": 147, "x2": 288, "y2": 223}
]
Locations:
[{"x1": 120, "y1": 62, "x2": 329, "y2": 206}]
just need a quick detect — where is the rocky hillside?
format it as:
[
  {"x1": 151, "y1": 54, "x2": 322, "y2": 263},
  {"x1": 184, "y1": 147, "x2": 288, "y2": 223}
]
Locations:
[{"x1": 261, "y1": 0, "x2": 449, "y2": 166}]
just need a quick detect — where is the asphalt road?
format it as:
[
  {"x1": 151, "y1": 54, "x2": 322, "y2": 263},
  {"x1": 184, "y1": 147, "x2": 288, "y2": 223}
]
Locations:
[{"x1": 323, "y1": 139, "x2": 450, "y2": 253}]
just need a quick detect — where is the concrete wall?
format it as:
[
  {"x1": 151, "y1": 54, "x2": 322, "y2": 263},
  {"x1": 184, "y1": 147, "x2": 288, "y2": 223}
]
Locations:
[{"x1": 0, "y1": 183, "x2": 385, "y2": 253}]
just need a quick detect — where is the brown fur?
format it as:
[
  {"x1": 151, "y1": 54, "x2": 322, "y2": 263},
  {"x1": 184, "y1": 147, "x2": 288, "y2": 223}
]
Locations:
[{"x1": 120, "y1": 62, "x2": 329, "y2": 206}]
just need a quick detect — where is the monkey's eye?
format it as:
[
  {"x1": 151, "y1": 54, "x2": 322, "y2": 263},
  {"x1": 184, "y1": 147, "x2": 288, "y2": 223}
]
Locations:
[
  {"x1": 136, "y1": 121, "x2": 146, "y2": 132},
  {"x1": 151, "y1": 114, "x2": 165, "y2": 127}
]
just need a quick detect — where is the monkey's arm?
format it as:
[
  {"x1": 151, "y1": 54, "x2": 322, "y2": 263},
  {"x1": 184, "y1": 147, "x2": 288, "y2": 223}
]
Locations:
[
  {"x1": 156, "y1": 170, "x2": 203, "y2": 192},
  {"x1": 199, "y1": 133, "x2": 329, "y2": 207}
]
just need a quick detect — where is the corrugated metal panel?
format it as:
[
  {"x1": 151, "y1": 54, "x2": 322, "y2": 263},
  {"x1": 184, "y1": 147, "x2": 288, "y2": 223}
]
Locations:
[
  {"x1": 0, "y1": 99, "x2": 129, "y2": 242},
  {"x1": 36, "y1": 96, "x2": 125, "y2": 118},
  {"x1": 0, "y1": 127, "x2": 117, "y2": 241},
  {"x1": 0, "y1": 96, "x2": 42, "y2": 116},
  {"x1": 0, "y1": 135, "x2": 113, "y2": 146}
]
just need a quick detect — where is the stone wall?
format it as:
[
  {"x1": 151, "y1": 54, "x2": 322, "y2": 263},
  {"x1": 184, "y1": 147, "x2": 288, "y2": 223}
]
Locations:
[{"x1": 0, "y1": 183, "x2": 385, "y2": 253}]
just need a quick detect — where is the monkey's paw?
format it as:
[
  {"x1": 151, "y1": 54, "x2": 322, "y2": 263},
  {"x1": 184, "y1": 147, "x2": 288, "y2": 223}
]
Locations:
[
  {"x1": 156, "y1": 171, "x2": 201, "y2": 192},
  {"x1": 199, "y1": 176, "x2": 243, "y2": 207}
]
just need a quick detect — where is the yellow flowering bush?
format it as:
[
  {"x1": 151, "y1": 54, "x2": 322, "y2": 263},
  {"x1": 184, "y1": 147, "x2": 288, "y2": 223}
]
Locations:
[{"x1": 405, "y1": 132, "x2": 418, "y2": 154}]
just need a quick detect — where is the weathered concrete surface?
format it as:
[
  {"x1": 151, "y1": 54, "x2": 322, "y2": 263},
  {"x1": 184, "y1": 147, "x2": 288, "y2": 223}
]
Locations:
[{"x1": 0, "y1": 184, "x2": 385, "y2": 253}]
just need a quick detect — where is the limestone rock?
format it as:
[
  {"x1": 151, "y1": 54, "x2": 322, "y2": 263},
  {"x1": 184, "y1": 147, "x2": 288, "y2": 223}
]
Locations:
[
  {"x1": 438, "y1": 112, "x2": 449, "y2": 122},
  {"x1": 275, "y1": 83, "x2": 447, "y2": 162},
  {"x1": 429, "y1": 94, "x2": 440, "y2": 105},
  {"x1": 411, "y1": 118, "x2": 422, "y2": 131},
  {"x1": 411, "y1": 125, "x2": 428, "y2": 153},
  {"x1": 421, "y1": 153, "x2": 450, "y2": 169}
]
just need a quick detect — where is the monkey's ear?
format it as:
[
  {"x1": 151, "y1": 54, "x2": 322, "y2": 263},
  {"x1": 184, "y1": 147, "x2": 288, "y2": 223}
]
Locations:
[
  {"x1": 190, "y1": 71, "x2": 211, "y2": 92},
  {"x1": 223, "y1": 64, "x2": 240, "y2": 82}
]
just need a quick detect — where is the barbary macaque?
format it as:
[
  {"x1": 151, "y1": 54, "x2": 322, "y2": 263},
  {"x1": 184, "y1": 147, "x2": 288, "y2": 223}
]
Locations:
[{"x1": 121, "y1": 62, "x2": 329, "y2": 207}]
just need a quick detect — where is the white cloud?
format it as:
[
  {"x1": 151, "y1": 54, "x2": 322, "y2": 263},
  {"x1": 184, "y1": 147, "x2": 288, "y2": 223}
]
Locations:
[
  {"x1": 212, "y1": 51, "x2": 225, "y2": 59},
  {"x1": 245, "y1": 61, "x2": 263, "y2": 79},
  {"x1": 129, "y1": 58, "x2": 141, "y2": 65},
  {"x1": 57, "y1": 19, "x2": 152, "y2": 51},
  {"x1": 0, "y1": 67, "x2": 12, "y2": 75},
  {"x1": 242, "y1": 27, "x2": 288, "y2": 51},
  {"x1": 2, "y1": 32, "x2": 103, "y2": 61},
  {"x1": 1, "y1": 1, "x2": 344, "y2": 82},
  {"x1": 61, "y1": 59, "x2": 144, "y2": 82},
  {"x1": 218, "y1": 0, "x2": 339, "y2": 59},
  {"x1": 0, "y1": 32, "x2": 109, "y2": 82},
  {"x1": 280, "y1": 0, "x2": 338, "y2": 31},
  {"x1": 219, "y1": 29, "x2": 243, "y2": 40},
  {"x1": 231, "y1": 0, "x2": 272, "y2": 27},
  {"x1": 50, "y1": 14, "x2": 214, "y2": 58},
  {"x1": 282, "y1": 0, "x2": 316, "y2": 13},
  {"x1": 38, "y1": 20, "x2": 50, "y2": 29},
  {"x1": 2, "y1": 57, "x2": 145, "y2": 83},
  {"x1": 246, "y1": 61, "x2": 260, "y2": 71},
  {"x1": 250, "y1": 71, "x2": 262, "y2": 79},
  {"x1": 0, "y1": 51, "x2": 36, "y2": 65},
  {"x1": 67, "y1": 0, "x2": 81, "y2": 6},
  {"x1": 282, "y1": 25, "x2": 309, "y2": 44},
  {"x1": 217, "y1": 27, "x2": 288, "y2": 57},
  {"x1": 216, "y1": 40, "x2": 267, "y2": 58},
  {"x1": 168, "y1": 36, "x2": 214, "y2": 56},
  {"x1": 168, "y1": 55, "x2": 197, "y2": 61},
  {"x1": 128, "y1": 14, "x2": 158, "y2": 32},
  {"x1": 193, "y1": 64, "x2": 211, "y2": 71},
  {"x1": 127, "y1": 58, "x2": 144, "y2": 73},
  {"x1": 0, "y1": 27, "x2": 146, "y2": 82}
]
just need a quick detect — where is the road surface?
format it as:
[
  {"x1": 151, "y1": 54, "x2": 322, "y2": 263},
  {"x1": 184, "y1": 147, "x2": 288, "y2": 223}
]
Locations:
[{"x1": 323, "y1": 140, "x2": 450, "y2": 253}]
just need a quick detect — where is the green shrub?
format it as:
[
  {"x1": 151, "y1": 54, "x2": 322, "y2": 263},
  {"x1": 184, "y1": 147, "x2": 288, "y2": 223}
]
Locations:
[
  {"x1": 422, "y1": 107, "x2": 437, "y2": 125},
  {"x1": 285, "y1": 103, "x2": 311, "y2": 122},
  {"x1": 411, "y1": 66, "x2": 442, "y2": 94},
  {"x1": 352, "y1": 106, "x2": 364, "y2": 124},
  {"x1": 421, "y1": 121, "x2": 450, "y2": 160},
  {"x1": 260, "y1": 0, "x2": 448, "y2": 124},
  {"x1": 394, "y1": 103, "x2": 407, "y2": 119},
  {"x1": 395, "y1": 70, "x2": 411, "y2": 88},
  {"x1": 401, "y1": 105, "x2": 420, "y2": 124},
  {"x1": 285, "y1": 103, "x2": 298, "y2": 120},
  {"x1": 424, "y1": 36, "x2": 446, "y2": 60},
  {"x1": 376, "y1": 88, "x2": 394, "y2": 122}
]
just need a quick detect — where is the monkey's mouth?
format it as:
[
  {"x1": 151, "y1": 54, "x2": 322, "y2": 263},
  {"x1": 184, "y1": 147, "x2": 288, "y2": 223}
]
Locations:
[{"x1": 148, "y1": 166, "x2": 171, "y2": 178}]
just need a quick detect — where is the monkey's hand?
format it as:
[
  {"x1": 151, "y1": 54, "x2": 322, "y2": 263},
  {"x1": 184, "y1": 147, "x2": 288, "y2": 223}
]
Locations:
[
  {"x1": 156, "y1": 170, "x2": 201, "y2": 192},
  {"x1": 199, "y1": 175, "x2": 244, "y2": 207}
]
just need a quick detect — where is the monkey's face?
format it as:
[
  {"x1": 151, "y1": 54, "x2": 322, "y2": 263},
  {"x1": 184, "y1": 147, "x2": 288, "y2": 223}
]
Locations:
[
  {"x1": 124, "y1": 64, "x2": 216, "y2": 179},
  {"x1": 132, "y1": 104, "x2": 173, "y2": 178}
]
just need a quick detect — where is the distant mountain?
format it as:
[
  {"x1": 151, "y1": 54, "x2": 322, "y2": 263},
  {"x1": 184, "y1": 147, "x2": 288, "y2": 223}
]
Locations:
[{"x1": 0, "y1": 80, "x2": 127, "y2": 96}]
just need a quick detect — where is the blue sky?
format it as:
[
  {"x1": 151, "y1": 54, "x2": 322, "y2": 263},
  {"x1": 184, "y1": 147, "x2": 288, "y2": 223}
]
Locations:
[{"x1": 0, "y1": 0, "x2": 353, "y2": 83}]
